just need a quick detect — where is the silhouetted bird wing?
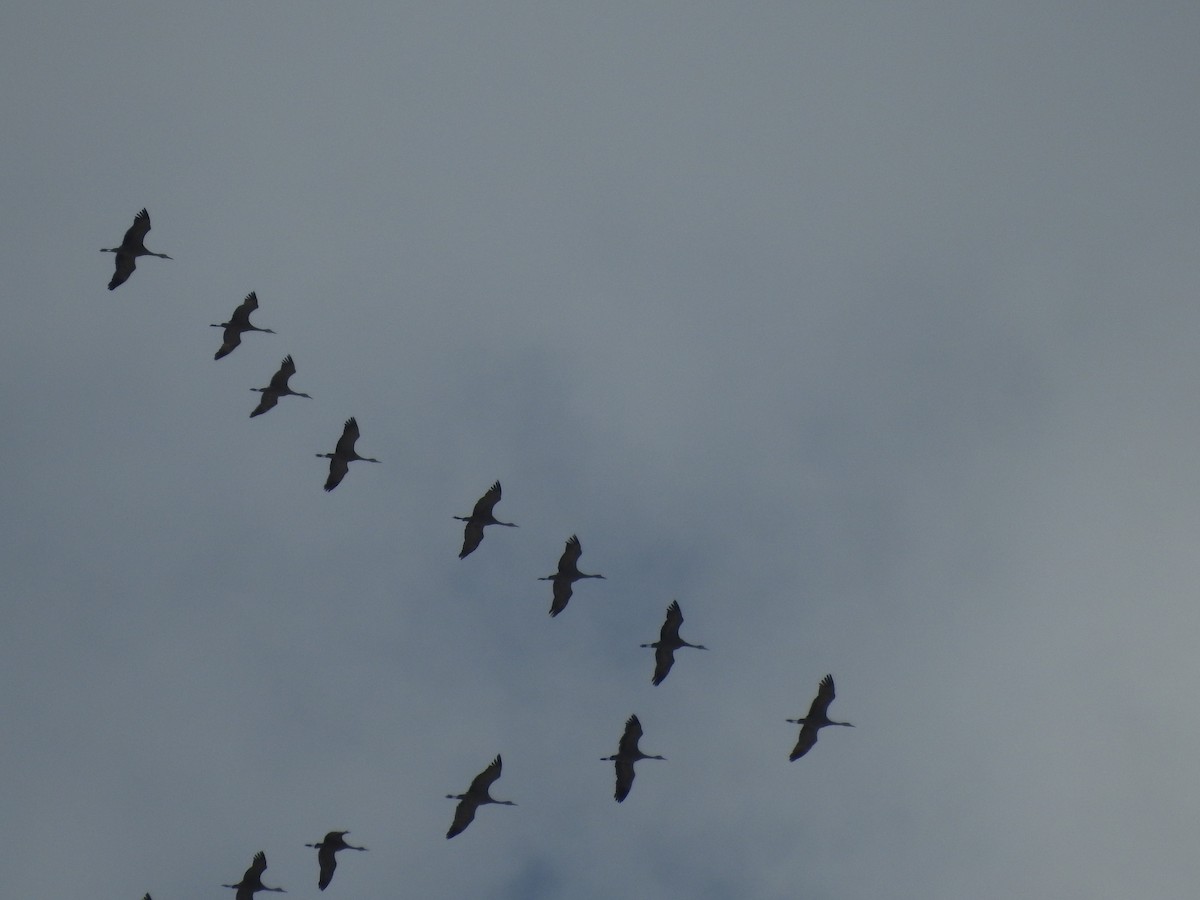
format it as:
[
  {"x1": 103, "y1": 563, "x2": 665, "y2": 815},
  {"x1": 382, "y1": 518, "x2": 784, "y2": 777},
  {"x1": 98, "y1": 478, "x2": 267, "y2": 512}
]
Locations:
[
  {"x1": 317, "y1": 843, "x2": 338, "y2": 890},
  {"x1": 468, "y1": 754, "x2": 503, "y2": 793},
  {"x1": 335, "y1": 417, "x2": 361, "y2": 456},
  {"x1": 250, "y1": 390, "x2": 279, "y2": 418},
  {"x1": 471, "y1": 481, "x2": 502, "y2": 519},
  {"x1": 614, "y1": 758, "x2": 636, "y2": 802},
  {"x1": 447, "y1": 796, "x2": 478, "y2": 838},
  {"x1": 247, "y1": 851, "x2": 268, "y2": 879},
  {"x1": 790, "y1": 721, "x2": 820, "y2": 760},
  {"x1": 268, "y1": 355, "x2": 296, "y2": 391},
  {"x1": 459, "y1": 519, "x2": 485, "y2": 558},
  {"x1": 618, "y1": 714, "x2": 644, "y2": 755},
  {"x1": 557, "y1": 534, "x2": 583, "y2": 573},
  {"x1": 548, "y1": 577, "x2": 573, "y2": 617},
  {"x1": 108, "y1": 253, "x2": 136, "y2": 290},
  {"x1": 661, "y1": 600, "x2": 684, "y2": 642},
  {"x1": 229, "y1": 291, "x2": 259, "y2": 329},
  {"x1": 651, "y1": 644, "x2": 676, "y2": 685},
  {"x1": 324, "y1": 457, "x2": 349, "y2": 492},
  {"x1": 806, "y1": 674, "x2": 836, "y2": 722},
  {"x1": 215, "y1": 325, "x2": 242, "y2": 359},
  {"x1": 123, "y1": 208, "x2": 151, "y2": 247}
]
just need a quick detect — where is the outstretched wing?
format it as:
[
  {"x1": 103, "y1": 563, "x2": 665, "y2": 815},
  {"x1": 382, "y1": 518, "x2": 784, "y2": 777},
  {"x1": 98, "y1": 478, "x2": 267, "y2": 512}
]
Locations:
[
  {"x1": 268, "y1": 355, "x2": 296, "y2": 391},
  {"x1": 335, "y1": 417, "x2": 361, "y2": 456},
  {"x1": 548, "y1": 577, "x2": 573, "y2": 616},
  {"x1": 324, "y1": 457, "x2": 349, "y2": 491},
  {"x1": 123, "y1": 208, "x2": 151, "y2": 246},
  {"x1": 614, "y1": 759, "x2": 636, "y2": 802},
  {"x1": 316, "y1": 843, "x2": 338, "y2": 890},
  {"x1": 446, "y1": 796, "x2": 478, "y2": 838},
  {"x1": 471, "y1": 481, "x2": 502, "y2": 519},
  {"x1": 660, "y1": 600, "x2": 684, "y2": 642},
  {"x1": 651, "y1": 644, "x2": 676, "y2": 686},
  {"x1": 557, "y1": 534, "x2": 582, "y2": 573},
  {"x1": 248, "y1": 851, "x2": 268, "y2": 879},
  {"x1": 250, "y1": 390, "x2": 279, "y2": 418},
  {"x1": 468, "y1": 755, "x2": 503, "y2": 793},
  {"x1": 459, "y1": 519, "x2": 485, "y2": 558},
  {"x1": 789, "y1": 721, "x2": 820, "y2": 760},
  {"x1": 108, "y1": 252, "x2": 136, "y2": 290},
  {"x1": 807, "y1": 674, "x2": 835, "y2": 721},
  {"x1": 229, "y1": 291, "x2": 259, "y2": 329},
  {"x1": 618, "y1": 714, "x2": 644, "y2": 755},
  {"x1": 215, "y1": 325, "x2": 242, "y2": 359}
]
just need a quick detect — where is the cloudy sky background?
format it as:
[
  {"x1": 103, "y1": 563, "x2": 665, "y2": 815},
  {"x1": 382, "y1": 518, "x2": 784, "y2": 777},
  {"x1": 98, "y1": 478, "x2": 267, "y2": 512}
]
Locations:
[{"x1": 2, "y1": 3, "x2": 1199, "y2": 897}]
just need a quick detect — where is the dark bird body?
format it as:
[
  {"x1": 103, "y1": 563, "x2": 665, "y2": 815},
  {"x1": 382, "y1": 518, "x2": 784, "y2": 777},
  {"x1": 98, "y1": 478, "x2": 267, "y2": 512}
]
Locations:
[
  {"x1": 454, "y1": 481, "x2": 517, "y2": 558},
  {"x1": 316, "y1": 417, "x2": 381, "y2": 491},
  {"x1": 223, "y1": 851, "x2": 285, "y2": 899},
  {"x1": 539, "y1": 534, "x2": 604, "y2": 616},
  {"x1": 446, "y1": 754, "x2": 515, "y2": 838},
  {"x1": 640, "y1": 599, "x2": 707, "y2": 685},
  {"x1": 101, "y1": 208, "x2": 171, "y2": 290},
  {"x1": 250, "y1": 355, "x2": 311, "y2": 417},
  {"x1": 602, "y1": 714, "x2": 665, "y2": 802},
  {"x1": 212, "y1": 291, "x2": 276, "y2": 360},
  {"x1": 787, "y1": 674, "x2": 854, "y2": 760},
  {"x1": 305, "y1": 830, "x2": 367, "y2": 891}
]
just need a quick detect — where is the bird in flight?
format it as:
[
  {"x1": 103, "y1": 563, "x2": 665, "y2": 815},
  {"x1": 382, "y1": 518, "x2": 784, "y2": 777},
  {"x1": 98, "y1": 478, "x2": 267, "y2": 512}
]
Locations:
[
  {"x1": 101, "y1": 208, "x2": 171, "y2": 290},
  {"x1": 787, "y1": 674, "x2": 854, "y2": 760},
  {"x1": 602, "y1": 714, "x2": 665, "y2": 802},
  {"x1": 222, "y1": 851, "x2": 285, "y2": 899},
  {"x1": 446, "y1": 754, "x2": 516, "y2": 838},
  {"x1": 250, "y1": 355, "x2": 311, "y2": 417},
  {"x1": 212, "y1": 291, "x2": 276, "y2": 360},
  {"x1": 539, "y1": 534, "x2": 605, "y2": 616},
  {"x1": 305, "y1": 830, "x2": 367, "y2": 890},
  {"x1": 640, "y1": 599, "x2": 707, "y2": 685},
  {"x1": 316, "y1": 417, "x2": 381, "y2": 491},
  {"x1": 454, "y1": 480, "x2": 517, "y2": 558}
]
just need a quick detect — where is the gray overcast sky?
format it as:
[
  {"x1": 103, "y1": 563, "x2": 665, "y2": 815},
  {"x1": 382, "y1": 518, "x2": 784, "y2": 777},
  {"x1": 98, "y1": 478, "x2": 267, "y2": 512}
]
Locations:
[{"x1": 2, "y1": 3, "x2": 1199, "y2": 898}]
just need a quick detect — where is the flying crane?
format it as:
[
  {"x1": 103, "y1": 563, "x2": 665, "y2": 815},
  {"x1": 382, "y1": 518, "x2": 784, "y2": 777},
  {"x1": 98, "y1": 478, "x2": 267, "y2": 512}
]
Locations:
[
  {"x1": 602, "y1": 714, "x2": 665, "y2": 802},
  {"x1": 539, "y1": 534, "x2": 605, "y2": 616},
  {"x1": 640, "y1": 599, "x2": 707, "y2": 685},
  {"x1": 445, "y1": 754, "x2": 516, "y2": 838},
  {"x1": 212, "y1": 291, "x2": 276, "y2": 360},
  {"x1": 787, "y1": 674, "x2": 854, "y2": 760},
  {"x1": 305, "y1": 830, "x2": 367, "y2": 891},
  {"x1": 316, "y1": 417, "x2": 381, "y2": 491},
  {"x1": 101, "y1": 208, "x2": 171, "y2": 290},
  {"x1": 454, "y1": 481, "x2": 517, "y2": 558},
  {"x1": 222, "y1": 851, "x2": 284, "y2": 900},
  {"x1": 250, "y1": 355, "x2": 311, "y2": 417}
]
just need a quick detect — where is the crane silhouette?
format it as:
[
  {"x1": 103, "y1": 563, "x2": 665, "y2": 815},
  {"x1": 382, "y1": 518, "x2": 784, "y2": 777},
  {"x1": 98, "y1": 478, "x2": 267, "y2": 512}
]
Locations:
[
  {"x1": 454, "y1": 481, "x2": 517, "y2": 558},
  {"x1": 250, "y1": 355, "x2": 311, "y2": 417},
  {"x1": 212, "y1": 292, "x2": 276, "y2": 360},
  {"x1": 317, "y1": 417, "x2": 381, "y2": 491},
  {"x1": 539, "y1": 534, "x2": 605, "y2": 616},
  {"x1": 640, "y1": 600, "x2": 707, "y2": 685},
  {"x1": 101, "y1": 208, "x2": 171, "y2": 290},
  {"x1": 222, "y1": 851, "x2": 285, "y2": 899},
  {"x1": 787, "y1": 674, "x2": 854, "y2": 760},
  {"x1": 305, "y1": 830, "x2": 367, "y2": 891},
  {"x1": 446, "y1": 754, "x2": 516, "y2": 838},
  {"x1": 602, "y1": 714, "x2": 665, "y2": 802}
]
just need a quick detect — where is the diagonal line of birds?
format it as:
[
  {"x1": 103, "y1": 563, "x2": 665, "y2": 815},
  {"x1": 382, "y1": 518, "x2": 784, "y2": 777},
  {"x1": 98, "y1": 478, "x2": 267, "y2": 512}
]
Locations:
[{"x1": 105, "y1": 208, "x2": 854, "y2": 896}]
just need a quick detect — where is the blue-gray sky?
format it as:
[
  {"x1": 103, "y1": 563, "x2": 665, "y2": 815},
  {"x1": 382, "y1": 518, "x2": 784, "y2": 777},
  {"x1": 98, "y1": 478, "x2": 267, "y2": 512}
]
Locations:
[{"x1": 2, "y1": 3, "x2": 1199, "y2": 898}]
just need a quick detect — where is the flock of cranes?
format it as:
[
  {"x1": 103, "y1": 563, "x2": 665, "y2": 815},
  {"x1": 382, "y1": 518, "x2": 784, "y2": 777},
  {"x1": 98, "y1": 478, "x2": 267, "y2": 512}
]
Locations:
[{"x1": 105, "y1": 208, "x2": 854, "y2": 896}]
